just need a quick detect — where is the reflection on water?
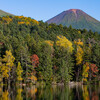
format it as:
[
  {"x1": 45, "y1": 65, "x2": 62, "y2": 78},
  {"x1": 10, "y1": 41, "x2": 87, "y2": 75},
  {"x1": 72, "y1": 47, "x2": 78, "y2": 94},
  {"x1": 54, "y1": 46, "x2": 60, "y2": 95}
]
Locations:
[
  {"x1": 83, "y1": 85, "x2": 89, "y2": 100},
  {"x1": 0, "y1": 84, "x2": 100, "y2": 100}
]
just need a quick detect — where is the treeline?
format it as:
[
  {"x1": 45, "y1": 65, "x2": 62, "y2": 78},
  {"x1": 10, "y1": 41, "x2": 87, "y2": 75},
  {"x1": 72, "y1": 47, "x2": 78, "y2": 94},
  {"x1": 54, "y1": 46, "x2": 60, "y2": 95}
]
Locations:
[{"x1": 0, "y1": 16, "x2": 100, "y2": 84}]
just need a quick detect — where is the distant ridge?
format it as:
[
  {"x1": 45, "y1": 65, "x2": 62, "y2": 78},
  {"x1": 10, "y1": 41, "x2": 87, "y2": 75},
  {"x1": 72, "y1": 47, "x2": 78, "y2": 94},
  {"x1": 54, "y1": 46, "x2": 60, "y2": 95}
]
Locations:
[
  {"x1": 0, "y1": 9, "x2": 14, "y2": 17},
  {"x1": 46, "y1": 9, "x2": 100, "y2": 33}
]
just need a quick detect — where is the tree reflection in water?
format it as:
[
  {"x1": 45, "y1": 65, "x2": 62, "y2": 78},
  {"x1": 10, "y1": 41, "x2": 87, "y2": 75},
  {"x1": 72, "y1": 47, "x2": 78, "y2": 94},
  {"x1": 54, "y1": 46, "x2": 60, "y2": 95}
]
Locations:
[
  {"x1": 0, "y1": 84, "x2": 100, "y2": 100},
  {"x1": 83, "y1": 85, "x2": 90, "y2": 100}
]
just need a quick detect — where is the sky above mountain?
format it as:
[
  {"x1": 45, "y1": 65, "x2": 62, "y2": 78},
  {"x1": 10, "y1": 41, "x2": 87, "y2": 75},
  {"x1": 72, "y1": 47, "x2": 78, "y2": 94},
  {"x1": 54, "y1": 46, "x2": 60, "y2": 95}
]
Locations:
[{"x1": 0, "y1": 0, "x2": 100, "y2": 22}]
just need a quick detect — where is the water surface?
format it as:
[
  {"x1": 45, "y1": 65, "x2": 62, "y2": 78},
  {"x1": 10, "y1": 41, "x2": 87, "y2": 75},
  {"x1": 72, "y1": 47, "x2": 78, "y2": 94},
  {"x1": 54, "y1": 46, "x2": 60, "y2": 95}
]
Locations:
[{"x1": 0, "y1": 84, "x2": 100, "y2": 100}]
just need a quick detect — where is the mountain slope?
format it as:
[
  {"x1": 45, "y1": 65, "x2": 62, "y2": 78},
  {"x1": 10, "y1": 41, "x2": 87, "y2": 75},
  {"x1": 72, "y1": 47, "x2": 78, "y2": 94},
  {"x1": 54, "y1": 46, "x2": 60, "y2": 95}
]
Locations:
[
  {"x1": 46, "y1": 9, "x2": 100, "y2": 33},
  {"x1": 0, "y1": 9, "x2": 14, "y2": 17}
]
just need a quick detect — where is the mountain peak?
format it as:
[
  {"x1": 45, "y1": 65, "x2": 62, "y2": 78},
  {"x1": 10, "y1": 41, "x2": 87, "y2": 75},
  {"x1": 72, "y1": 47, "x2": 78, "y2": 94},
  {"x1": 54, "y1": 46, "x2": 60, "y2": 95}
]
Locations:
[
  {"x1": 69, "y1": 9, "x2": 80, "y2": 16},
  {"x1": 69, "y1": 9, "x2": 78, "y2": 11},
  {"x1": 65, "y1": 9, "x2": 81, "y2": 12},
  {"x1": 46, "y1": 9, "x2": 100, "y2": 33},
  {"x1": 66, "y1": 9, "x2": 84, "y2": 14},
  {"x1": 69, "y1": 9, "x2": 77, "y2": 15}
]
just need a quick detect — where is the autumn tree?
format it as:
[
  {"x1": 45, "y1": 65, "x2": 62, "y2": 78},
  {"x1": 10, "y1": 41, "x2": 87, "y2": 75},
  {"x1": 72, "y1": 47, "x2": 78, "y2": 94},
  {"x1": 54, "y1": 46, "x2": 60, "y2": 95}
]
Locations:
[
  {"x1": 55, "y1": 36, "x2": 74, "y2": 83},
  {"x1": 56, "y1": 35, "x2": 74, "y2": 53},
  {"x1": 0, "y1": 61, "x2": 9, "y2": 83},
  {"x1": 74, "y1": 39, "x2": 83, "y2": 65},
  {"x1": 0, "y1": 62, "x2": 3, "y2": 83},
  {"x1": 82, "y1": 62, "x2": 99, "y2": 82},
  {"x1": 74, "y1": 39, "x2": 84, "y2": 81},
  {"x1": 2, "y1": 50, "x2": 15, "y2": 85},
  {"x1": 2, "y1": 50, "x2": 15, "y2": 91},
  {"x1": 29, "y1": 54, "x2": 39, "y2": 83},
  {"x1": 89, "y1": 64, "x2": 99, "y2": 81},
  {"x1": 16, "y1": 62, "x2": 23, "y2": 83},
  {"x1": 30, "y1": 54, "x2": 39, "y2": 68},
  {"x1": 82, "y1": 62, "x2": 89, "y2": 82}
]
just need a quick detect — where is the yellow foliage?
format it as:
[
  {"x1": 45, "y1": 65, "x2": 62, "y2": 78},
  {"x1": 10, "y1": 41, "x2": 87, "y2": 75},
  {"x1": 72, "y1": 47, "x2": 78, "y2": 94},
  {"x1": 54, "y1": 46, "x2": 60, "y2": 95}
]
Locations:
[
  {"x1": 1, "y1": 16, "x2": 39, "y2": 25},
  {"x1": 2, "y1": 17, "x2": 12, "y2": 24},
  {"x1": 18, "y1": 22, "x2": 25, "y2": 24},
  {"x1": 31, "y1": 19, "x2": 39, "y2": 24},
  {"x1": 56, "y1": 35, "x2": 74, "y2": 53},
  {"x1": 16, "y1": 16, "x2": 24, "y2": 19},
  {"x1": 2, "y1": 91, "x2": 9, "y2": 100},
  {"x1": 83, "y1": 86, "x2": 90, "y2": 100},
  {"x1": 16, "y1": 88, "x2": 23, "y2": 100},
  {"x1": 78, "y1": 31, "x2": 81, "y2": 34},
  {"x1": 16, "y1": 16, "x2": 39, "y2": 25},
  {"x1": 74, "y1": 39, "x2": 84, "y2": 65},
  {"x1": 1, "y1": 64, "x2": 9, "y2": 78},
  {"x1": 75, "y1": 46, "x2": 84, "y2": 65},
  {"x1": 3, "y1": 50, "x2": 15, "y2": 67},
  {"x1": 16, "y1": 62, "x2": 23, "y2": 81},
  {"x1": 82, "y1": 63, "x2": 89, "y2": 82},
  {"x1": 2, "y1": 50, "x2": 15, "y2": 78},
  {"x1": 74, "y1": 39, "x2": 83, "y2": 46},
  {"x1": 25, "y1": 22, "x2": 30, "y2": 25},
  {"x1": 18, "y1": 21, "x2": 30, "y2": 25}
]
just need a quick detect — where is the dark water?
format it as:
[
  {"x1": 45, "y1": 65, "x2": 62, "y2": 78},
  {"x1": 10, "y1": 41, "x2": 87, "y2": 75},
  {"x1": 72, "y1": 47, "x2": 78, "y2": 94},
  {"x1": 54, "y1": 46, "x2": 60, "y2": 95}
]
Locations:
[{"x1": 0, "y1": 84, "x2": 100, "y2": 100}]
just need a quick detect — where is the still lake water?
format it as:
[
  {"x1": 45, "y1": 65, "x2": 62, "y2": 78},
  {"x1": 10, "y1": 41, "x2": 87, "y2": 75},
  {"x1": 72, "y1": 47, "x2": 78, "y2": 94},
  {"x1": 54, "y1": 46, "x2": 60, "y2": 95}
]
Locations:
[{"x1": 0, "y1": 84, "x2": 100, "y2": 100}]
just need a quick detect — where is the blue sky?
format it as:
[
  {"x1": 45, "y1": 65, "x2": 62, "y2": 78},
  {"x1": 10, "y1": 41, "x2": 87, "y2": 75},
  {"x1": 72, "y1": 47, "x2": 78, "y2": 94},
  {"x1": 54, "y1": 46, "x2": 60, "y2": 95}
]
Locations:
[{"x1": 0, "y1": 0, "x2": 100, "y2": 21}]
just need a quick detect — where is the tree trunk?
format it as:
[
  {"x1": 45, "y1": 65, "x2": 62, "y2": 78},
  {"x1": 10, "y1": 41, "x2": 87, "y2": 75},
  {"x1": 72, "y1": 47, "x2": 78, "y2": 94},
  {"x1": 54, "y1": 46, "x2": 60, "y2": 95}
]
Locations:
[{"x1": 76, "y1": 68, "x2": 80, "y2": 82}]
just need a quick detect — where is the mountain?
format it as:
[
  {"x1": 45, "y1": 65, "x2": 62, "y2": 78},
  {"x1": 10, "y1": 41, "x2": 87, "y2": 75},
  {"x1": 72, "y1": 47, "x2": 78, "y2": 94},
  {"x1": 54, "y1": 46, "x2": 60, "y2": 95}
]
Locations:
[
  {"x1": 46, "y1": 9, "x2": 100, "y2": 33},
  {"x1": 0, "y1": 9, "x2": 14, "y2": 17}
]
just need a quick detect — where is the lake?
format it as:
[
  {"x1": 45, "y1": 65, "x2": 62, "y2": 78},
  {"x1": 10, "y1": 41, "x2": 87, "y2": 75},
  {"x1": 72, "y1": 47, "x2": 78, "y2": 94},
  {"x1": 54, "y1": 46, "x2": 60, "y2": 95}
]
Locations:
[{"x1": 0, "y1": 84, "x2": 100, "y2": 100}]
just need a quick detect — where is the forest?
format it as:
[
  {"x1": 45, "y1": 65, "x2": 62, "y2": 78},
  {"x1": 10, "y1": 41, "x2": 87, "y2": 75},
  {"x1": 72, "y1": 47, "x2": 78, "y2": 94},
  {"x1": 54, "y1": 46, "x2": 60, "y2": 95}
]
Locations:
[{"x1": 0, "y1": 15, "x2": 100, "y2": 85}]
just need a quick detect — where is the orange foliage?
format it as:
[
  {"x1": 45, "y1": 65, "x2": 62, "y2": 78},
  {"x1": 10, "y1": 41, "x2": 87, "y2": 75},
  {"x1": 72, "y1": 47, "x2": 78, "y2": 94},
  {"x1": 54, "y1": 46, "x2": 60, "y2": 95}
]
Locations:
[
  {"x1": 30, "y1": 75, "x2": 37, "y2": 81},
  {"x1": 90, "y1": 64, "x2": 98, "y2": 77},
  {"x1": 18, "y1": 22, "x2": 25, "y2": 24},
  {"x1": 2, "y1": 17, "x2": 12, "y2": 24},
  {"x1": 45, "y1": 40, "x2": 54, "y2": 46},
  {"x1": 0, "y1": 16, "x2": 39, "y2": 25},
  {"x1": 30, "y1": 88, "x2": 37, "y2": 95},
  {"x1": 30, "y1": 54, "x2": 39, "y2": 68},
  {"x1": 16, "y1": 16, "x2": 39, "y2": 25}
]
